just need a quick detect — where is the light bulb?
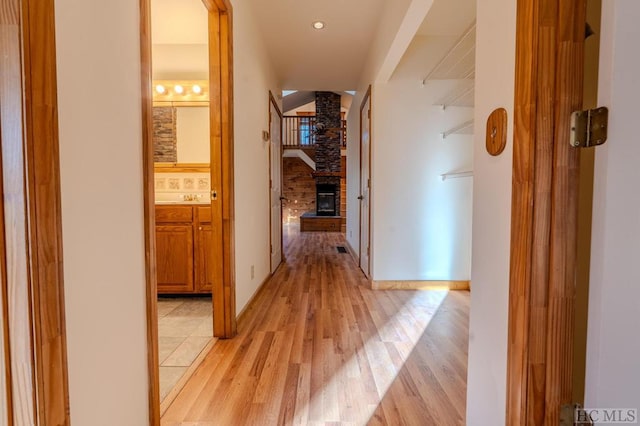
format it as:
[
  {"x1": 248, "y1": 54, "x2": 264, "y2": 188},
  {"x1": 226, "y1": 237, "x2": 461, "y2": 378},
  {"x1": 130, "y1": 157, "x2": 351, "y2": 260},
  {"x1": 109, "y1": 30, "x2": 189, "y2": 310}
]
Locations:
[
  {"x1": 312, "y1": 21, "x2": 325, "y2": 30},
  {"x1": 155, "y1": 84, "x2": 166, "y2": 94},
  {"x1": 174, "y1": 85, "x2": 184, "y2": 94},
  {"x1": 192, "y1": 84, "x2": 202, "y2": 94}
]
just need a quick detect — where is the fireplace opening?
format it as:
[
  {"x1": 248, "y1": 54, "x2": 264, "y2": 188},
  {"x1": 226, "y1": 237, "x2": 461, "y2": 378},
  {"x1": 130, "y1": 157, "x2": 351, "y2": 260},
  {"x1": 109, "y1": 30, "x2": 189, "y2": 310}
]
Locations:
[{"x1": 316, "y1": 183, "x2": 337, "y2": 216}]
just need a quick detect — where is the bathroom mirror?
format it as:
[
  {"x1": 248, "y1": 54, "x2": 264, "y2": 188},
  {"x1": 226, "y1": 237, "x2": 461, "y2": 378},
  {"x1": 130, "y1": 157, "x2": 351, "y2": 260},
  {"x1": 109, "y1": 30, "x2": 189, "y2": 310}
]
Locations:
[{"x1": 153, "y1": 103, "x2": 210, "y2": 170}]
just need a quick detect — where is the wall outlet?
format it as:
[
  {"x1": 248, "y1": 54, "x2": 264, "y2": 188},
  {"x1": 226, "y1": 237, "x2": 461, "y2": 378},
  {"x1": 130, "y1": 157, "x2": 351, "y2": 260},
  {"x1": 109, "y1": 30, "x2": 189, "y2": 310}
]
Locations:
[{"x1": 251, "y1": 265, "x2": 255, "y2": 280}]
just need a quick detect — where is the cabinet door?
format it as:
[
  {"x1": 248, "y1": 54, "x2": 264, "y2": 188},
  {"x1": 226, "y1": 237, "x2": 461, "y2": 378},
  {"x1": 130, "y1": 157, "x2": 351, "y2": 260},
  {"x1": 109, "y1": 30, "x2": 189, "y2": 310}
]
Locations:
[
  {"x1": 195, "y1": 224, "x2": 214, "y2": 293},
  {"x1": 156, "y1": 225, "x2": 194, "y2": 293}
]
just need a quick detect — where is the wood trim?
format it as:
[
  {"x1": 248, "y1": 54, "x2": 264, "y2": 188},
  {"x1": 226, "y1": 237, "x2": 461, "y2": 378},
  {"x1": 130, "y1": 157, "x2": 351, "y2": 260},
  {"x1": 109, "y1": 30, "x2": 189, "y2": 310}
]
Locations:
[
  {"x1": 139, "y1": 0, "x2": 161, "y2": 423},
  {"x1": 0, "y1": 3, "x2": 21, "y2": 422},
  {"x1": 20, "y1": 0, "x2": 71, "y2": 423},
  {"x1": 154, "y1": 163, "x2": 210, "y2": 173},
  {"x1": 269, "y1": 91, "x2": 283, "y2": 117},
  {"x1": 141, "y1": 0, "x2": 236, "y2": 422},
  {"x1": 207, "y1": 4, "x2": 236, "y2": 339},
  {"x1": 202, "y1": 0, "x2": 232, "y2": 13},
  {"x1": 208, "y1": 3, "x2": 225, "y2": 342},
  {"x1": 372, "y1": 280, "x2": 471, "y2": 291},
  {"x1": 268, "y1": 91, "x2": 284, "y2": 266},
  {"x1": 358, "y1": 85, "x2": 372, "y2": 278},
  {"x1": 219, "y1": 7, "x2": 236, "y2": 338},
  {"x1": 507, "y1": 0, "x2": 586, "y2": 423}
]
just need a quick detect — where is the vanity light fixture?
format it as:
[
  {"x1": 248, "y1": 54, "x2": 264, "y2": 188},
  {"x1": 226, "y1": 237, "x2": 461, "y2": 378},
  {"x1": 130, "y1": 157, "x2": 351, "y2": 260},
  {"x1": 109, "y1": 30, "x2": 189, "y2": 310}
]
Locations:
[
  {"x1": 152, "y1": 80, "x2": 209, "y2": 102},
  {"x1": 312, "y1": 21, "x2": 325, "y2": 30}
]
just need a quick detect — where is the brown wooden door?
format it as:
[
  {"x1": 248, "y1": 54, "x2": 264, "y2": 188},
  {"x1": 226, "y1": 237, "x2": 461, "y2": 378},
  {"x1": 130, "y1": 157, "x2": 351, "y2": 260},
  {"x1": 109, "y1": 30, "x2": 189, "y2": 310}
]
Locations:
[
  {"x1": 195, "y1": 224, "x2": 214, "y2": 293},
  {"x1": 507, "y1": 0, "x2": 589, "y2": 423},
  {"x1": 156, "y1": 225, "x2": 195, "y2": 293}
]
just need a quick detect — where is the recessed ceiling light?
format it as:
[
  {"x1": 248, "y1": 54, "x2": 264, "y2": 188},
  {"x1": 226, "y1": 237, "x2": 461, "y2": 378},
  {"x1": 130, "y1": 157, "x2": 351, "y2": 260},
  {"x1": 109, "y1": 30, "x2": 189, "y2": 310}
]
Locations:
[
  {"x1": 155, "y1": 84, "x2": 166, "y2": 94},
  {"x1": 192, "y1": 84, "x2": 202, "y2": 94},
  {"x1": 312, "y1": 21, "x2": 325, "y2": 30},
  {"x1": 174, "y1": 85, "x2": 184, "y2": 94}
]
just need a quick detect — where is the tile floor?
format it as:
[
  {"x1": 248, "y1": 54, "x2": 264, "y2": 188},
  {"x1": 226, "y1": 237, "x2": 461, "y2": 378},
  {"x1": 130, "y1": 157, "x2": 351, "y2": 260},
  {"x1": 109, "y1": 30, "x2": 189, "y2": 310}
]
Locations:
[{"x1": 158, "y1": 296, "x2": 213, "y2": 402}]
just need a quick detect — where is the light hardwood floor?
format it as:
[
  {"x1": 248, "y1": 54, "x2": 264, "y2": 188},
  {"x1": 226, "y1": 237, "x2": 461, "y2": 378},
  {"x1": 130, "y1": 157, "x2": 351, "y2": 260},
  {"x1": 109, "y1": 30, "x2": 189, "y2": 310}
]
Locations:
[{"x1": 162, "y1": 225, "x2": 469, "y2": 425}]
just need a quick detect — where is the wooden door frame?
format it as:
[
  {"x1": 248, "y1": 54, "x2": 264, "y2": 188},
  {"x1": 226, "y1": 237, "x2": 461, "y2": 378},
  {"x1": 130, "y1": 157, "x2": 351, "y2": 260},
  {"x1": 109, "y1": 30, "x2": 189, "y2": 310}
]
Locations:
[
  {"x1": 507, "y1": 0, "x2": 586, "y2": 423},
  {"x1": 139, "y1": 0, "x2": 235, "y2": 423},
  {"x1": 358, "y1": 86, "x2": 372, "y2": 278},
  {"x1": 268, "y1": 91, "x2": 284, "y2": 268},
  {"x1": 0, "y1": 0, "x2": 70, "y2": 423}
]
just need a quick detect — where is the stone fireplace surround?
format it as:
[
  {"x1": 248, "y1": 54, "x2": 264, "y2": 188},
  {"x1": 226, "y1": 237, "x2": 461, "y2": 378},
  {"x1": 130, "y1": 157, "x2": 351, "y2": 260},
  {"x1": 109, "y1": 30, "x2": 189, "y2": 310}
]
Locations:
[{"x1": 313, "y1": 91, "x2": 342, "y2": 217}]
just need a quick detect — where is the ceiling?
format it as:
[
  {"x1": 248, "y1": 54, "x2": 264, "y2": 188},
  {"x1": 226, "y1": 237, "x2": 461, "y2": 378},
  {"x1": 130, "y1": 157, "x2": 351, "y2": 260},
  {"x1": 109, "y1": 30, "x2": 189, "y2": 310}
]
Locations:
[
  {"x1": 151, "y1": 0, "x2": 208, "y2": 45},
  {"x1": 151, "y1": 0, "x2": 209, "y2": 79},
  {"x1": 246, "y1": 0, "x2": 386, "y2": 91},
  {"x1": 417, "y1": 0, "x2": 476, "y2": 36},
  {"x1": 150, "y1": 0, "x2": 476, "y2": 91}
]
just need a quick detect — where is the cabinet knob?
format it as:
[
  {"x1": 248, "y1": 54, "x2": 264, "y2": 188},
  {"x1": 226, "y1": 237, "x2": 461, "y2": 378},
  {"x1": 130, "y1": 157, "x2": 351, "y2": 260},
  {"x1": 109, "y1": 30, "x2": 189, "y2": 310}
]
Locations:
[{"x1": 199, "y1": 226, "x2": 202, "y2": 230}]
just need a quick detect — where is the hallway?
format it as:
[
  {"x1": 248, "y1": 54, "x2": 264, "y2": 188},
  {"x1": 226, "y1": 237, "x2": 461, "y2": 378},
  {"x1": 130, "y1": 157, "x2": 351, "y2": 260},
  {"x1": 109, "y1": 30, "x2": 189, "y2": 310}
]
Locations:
[{"x1": 162, "y1": 226, "x2": 470, "y2": 425}]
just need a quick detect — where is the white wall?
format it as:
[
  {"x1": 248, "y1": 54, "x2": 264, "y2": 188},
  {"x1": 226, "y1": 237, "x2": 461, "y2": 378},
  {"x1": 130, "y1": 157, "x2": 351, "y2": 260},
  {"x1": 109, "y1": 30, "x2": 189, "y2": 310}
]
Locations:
[
  {"x1": 176, "y1": 106, "x2": 210, "y2": 163},
  {"x1": 231, "y1": 0, "x2": 281, "y2": 313},
  {"x1": 53, "y1": 0, "x2": 279, "y2": 423},
  {"x1": 54, "y1": 0, "x2": 149, "y2": 424},
  {"x1": 345, "y1": 0, "x2": 414, "y2": 256},
  {"x1": 284, "y1": 101, "x2": 315, "y2": 115},
  {"x1": 370, "y1": 36, "x2": 473, "y2": 281},
  {"x1": 465, "y1": 0, "x2": 516, "y2": 423},
  {"x1": 585, "y1": 0, "x2": 640, "y2": 412}
]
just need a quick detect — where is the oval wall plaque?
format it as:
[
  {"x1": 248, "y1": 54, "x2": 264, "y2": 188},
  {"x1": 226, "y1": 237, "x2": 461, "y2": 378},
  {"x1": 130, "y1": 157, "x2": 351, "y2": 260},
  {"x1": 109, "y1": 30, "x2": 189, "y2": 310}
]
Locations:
[{"x1": 486, "y1": 108, "x2": 508, "y2": 156}]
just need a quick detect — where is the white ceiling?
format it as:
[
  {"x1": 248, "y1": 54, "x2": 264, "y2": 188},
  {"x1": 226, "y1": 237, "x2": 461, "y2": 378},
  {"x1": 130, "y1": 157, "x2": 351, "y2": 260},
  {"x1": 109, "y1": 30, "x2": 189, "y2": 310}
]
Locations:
[
  {"x1": 150, "y1": 0, "x2": 476, "y2": 90},
  {"x1": 247, "y1": 0, "x2": 386, "y2": 91},
  {"x1": 151, "y1": 0, "x2": 209, "y2": 78},
  {"x1": 417, "y1": 0, "x2": 476, "y2": 36},
  {"x1": 151, "y1": 0, "x2": 208, "y2": 45}
]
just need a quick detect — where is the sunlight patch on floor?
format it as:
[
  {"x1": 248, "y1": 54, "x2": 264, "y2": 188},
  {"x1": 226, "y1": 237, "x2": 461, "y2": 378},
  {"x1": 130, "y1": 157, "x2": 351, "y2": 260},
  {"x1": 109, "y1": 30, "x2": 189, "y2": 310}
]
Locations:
[{"x1": 298, "y1": 290, "x2": 449, "y2": 424}]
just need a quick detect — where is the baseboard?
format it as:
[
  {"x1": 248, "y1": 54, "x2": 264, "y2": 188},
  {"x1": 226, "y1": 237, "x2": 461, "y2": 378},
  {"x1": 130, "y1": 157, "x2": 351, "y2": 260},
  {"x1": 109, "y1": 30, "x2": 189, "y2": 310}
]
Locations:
[
  {"x1": 344, "y1": 239, "x2": 359, "y2": 263},
  {"x1": 236, "y1": 270, "x2": 274, "y2": 327},
  {"x1": 371, "y1": 280, "x2": 471, "y2": 291}
]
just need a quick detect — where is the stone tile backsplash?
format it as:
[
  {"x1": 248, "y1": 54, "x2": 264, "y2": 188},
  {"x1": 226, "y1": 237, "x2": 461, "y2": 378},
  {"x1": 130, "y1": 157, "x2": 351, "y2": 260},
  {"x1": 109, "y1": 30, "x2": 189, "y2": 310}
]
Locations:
[{"x1": 155, "y1": 173, "x2": 210, "y2": 202}]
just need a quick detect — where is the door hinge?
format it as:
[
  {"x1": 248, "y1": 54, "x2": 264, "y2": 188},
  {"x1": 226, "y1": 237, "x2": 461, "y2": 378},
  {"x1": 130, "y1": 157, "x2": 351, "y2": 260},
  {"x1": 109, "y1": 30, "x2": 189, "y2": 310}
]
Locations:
[{"x1": 570, "y1": 107, "x2": 609, "y2": 148}]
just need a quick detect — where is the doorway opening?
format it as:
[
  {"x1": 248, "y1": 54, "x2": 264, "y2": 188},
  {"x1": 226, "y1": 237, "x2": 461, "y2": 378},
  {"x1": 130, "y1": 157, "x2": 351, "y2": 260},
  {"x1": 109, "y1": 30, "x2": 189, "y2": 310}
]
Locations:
[
  {"x1": 281, "y1": 91, "x2": 349, "y2": 234},
  {"x1": 140, "y1": 0, "x2": 235, "y2": 421},
  {"x1": 358, "y1": 86, "x2": 371, "y2": 278},
  {"x1": 269, "y1": 92, "x2": 284, "y2": 273}
]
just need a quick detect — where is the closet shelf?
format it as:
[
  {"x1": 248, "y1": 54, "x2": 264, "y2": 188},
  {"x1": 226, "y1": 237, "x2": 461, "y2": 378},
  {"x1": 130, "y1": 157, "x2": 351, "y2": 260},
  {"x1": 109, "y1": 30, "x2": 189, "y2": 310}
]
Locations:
[
  {"x1": 421, "y1": 21, "x2": 476, "y2": 83},
  {"x1": 441, "y1": 120, "x2": 474, "y2": 139},
  {"x1": 441, "y1": 171, "x2": 473, "y2": 181},
  {"x1": 435, "y1": 83, "x2": 475, "y2": 109}
]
